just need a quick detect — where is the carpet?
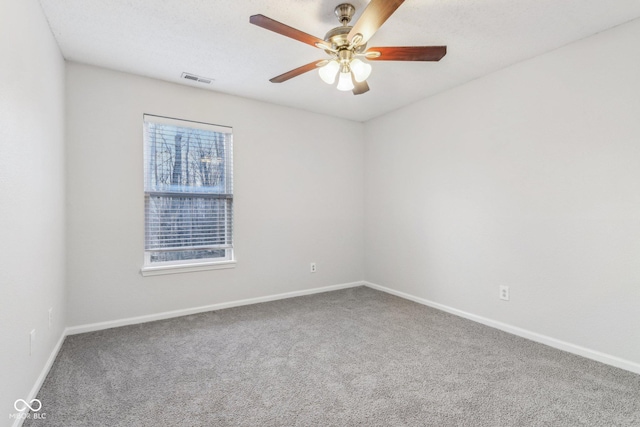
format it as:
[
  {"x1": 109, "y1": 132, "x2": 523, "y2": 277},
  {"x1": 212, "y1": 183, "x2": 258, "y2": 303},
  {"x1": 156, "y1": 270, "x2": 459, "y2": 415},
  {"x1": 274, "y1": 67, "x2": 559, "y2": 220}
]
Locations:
[{"x1": 24, "y1": 286, "x2": 640, "y2": 426}]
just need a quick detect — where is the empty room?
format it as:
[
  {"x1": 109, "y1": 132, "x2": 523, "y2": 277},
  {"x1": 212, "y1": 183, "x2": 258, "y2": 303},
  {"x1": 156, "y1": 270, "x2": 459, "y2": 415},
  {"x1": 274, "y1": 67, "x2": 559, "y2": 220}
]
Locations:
[{"x1": 2, "y1": 0, "x2": 640, "y2": 425}]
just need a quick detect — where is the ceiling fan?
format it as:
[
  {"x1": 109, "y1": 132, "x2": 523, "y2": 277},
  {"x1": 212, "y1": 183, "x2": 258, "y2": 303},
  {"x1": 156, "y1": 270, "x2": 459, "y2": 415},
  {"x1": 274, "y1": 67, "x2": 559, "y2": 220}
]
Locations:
[{"x1": 249, "y1": 0, "x2": 446, "y2": 95}]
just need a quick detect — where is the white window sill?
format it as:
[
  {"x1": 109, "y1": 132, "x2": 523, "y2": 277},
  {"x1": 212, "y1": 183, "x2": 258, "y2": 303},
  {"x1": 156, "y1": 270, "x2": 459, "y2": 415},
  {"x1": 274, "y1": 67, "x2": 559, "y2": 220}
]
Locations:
[{"x1": 140, "y1": 260, "x2": 237, "y2": 277}]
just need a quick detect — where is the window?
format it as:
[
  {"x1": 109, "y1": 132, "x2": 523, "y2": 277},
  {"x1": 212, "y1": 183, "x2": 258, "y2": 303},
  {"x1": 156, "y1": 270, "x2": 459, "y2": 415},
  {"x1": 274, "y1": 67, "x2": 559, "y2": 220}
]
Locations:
[{"x1": 142, "y1": 114, "x2": 234, "y2": 275}]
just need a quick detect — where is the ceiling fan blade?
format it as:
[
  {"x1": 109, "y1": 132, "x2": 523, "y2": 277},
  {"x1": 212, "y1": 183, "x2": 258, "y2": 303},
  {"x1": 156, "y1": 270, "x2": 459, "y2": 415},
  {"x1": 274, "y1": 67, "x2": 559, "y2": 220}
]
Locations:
[
  {"x1": 250, "y1": 14, "x2": 325, "y2": 48},
  {"x1": 270, "y1": 61, "x2": 321, "y2": 83},
  {"x1": 347, "y1": 0, "x2": 405, "y2": 44},
  {"x1": 352, "y1": 80, "x2": 370, "y2": 95},
  {"x1": 366, "y1": 46, "x2": 447, "y2": 61}
]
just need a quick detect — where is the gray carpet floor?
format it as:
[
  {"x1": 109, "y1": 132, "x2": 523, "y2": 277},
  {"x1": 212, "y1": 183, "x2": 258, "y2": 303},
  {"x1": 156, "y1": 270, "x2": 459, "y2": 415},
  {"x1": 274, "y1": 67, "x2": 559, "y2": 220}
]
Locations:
[{"x1": 25, "y1": 286, "x2": 640, "y2": 426}]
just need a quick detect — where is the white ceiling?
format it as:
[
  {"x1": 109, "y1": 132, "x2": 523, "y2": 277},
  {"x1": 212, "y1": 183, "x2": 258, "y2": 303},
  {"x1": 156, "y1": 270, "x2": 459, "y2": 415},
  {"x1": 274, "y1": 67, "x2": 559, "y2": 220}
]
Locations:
[{"x1": 38, "y1": 0, "x2": 640, "y2": 122}]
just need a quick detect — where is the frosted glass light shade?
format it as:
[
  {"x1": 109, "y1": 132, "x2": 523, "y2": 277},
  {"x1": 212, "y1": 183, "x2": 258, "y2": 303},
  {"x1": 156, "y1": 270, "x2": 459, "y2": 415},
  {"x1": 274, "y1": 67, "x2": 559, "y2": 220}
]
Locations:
[
  {"x1": 318, "y1": 60, "x2": 340, "y2": 84},
  {"x1": 336, "y1": 71, "x2": 354, "y2": 91},
  {"x1": 350, "y1": 58, "x2": 372, "y2": 83}
]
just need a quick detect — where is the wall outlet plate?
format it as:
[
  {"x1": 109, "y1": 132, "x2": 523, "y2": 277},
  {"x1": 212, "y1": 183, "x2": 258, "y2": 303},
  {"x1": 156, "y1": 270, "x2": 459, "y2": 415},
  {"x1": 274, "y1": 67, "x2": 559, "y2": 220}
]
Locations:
[
  {"x1": 499, "y1": 285, "x2": 510, "y2": 301},
  {"x1": 310, "y1": 262, "x2": 317, "y2": 273}
]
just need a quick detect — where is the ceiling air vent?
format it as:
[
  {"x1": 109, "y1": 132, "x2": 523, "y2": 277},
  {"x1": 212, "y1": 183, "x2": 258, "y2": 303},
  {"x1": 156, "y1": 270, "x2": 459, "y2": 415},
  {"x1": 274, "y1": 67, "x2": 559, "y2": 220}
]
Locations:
[{"x1": 181, "y1": 72, "x2": 213, "y2": 85}]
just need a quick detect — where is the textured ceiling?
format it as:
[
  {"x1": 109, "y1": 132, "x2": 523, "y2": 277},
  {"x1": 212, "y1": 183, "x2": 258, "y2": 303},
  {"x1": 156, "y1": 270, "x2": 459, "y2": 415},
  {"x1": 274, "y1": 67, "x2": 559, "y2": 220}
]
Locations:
[{"x1": 38, "y1": 0, "x2": 640, "y2": 122}]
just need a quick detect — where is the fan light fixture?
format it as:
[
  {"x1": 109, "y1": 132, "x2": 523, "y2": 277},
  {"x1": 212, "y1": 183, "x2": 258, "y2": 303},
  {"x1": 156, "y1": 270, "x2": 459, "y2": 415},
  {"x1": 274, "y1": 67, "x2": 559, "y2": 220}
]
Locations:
[
  {"x1": 319, "y1": 57, "x2": 371, "y2": 90},
  {"x1": 313, "y1": 5, "x2": 373, "y2": 92},
  {"x1": 250, "y1": 1, "x2": 448, "y2": 95},
  {"x1": 336, "y1": 70, "x2": 354, "y2": 91},
  {"x1": 350, "y1": 58, "x2": 372, "y2": 82},
  {"x1": 318, "y1": 60, "x2": 340, "y2": 84}
]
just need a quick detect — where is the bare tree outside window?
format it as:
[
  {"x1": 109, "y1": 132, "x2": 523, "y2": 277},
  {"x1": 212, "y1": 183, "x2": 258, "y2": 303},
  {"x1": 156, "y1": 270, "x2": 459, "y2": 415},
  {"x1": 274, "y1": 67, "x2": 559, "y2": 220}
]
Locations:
[{"x1": 143, "y1": 115, "x2": 233, "y2": 266}]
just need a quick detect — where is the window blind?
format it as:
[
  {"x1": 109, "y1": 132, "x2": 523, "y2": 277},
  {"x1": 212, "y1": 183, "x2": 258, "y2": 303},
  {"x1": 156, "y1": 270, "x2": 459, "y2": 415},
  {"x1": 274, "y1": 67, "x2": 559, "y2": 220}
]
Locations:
[{"x1": 143, "y1": 114, "x2": 233, "y2": 265}]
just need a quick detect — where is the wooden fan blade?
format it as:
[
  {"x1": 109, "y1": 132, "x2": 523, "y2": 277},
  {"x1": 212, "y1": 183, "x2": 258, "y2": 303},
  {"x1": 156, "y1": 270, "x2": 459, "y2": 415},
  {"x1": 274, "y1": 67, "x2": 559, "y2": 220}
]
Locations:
[
  {"x1": 347, "y1": 0, "x2": 405, "y2": 44},
  {"x1": 352, "y1": 80, "x2": 370, "y2": 95},
  {"x1": 250, "y1": 14, "x2": 325, "y2": 48},
  {"x1": 270, "y1": 61, "x2": 320, "y2": 83},
  {"x1": 366, "y1": 46, "x2": 447, "y2": 61}
]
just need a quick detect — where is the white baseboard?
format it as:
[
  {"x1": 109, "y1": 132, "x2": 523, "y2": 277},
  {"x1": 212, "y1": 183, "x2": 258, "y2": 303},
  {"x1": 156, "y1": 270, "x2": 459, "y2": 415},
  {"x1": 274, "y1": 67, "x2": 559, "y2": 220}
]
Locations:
[
  {"x1": 364, "y1": 281, "x2": 640, "y2": 375},
  {"x1": 12, "y1": 330, "x2": 67, "y2": 427},
  {"x1": 66, "y1": 281, "x2": 364, "y2": 335}
]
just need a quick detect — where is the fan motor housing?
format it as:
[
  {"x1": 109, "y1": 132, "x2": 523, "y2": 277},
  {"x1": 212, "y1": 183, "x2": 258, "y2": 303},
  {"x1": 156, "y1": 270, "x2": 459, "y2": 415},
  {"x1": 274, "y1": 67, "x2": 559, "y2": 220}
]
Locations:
[
  {"x1": 324, "y1": 25, "x2": 351, "y2": 47},
  {"x1": 324, "y1": 26, "x2": 367, "y2": 52}
]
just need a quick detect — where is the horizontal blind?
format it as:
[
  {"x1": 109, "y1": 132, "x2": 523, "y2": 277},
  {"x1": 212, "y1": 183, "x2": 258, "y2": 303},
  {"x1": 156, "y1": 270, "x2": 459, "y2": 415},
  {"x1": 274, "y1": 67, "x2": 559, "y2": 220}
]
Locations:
[
  {"x1": 143, "y1": 115, "x2": 233, "y2": 263},
  {"x1": 145, "y1": 195, "x2": 232, "y2": 250}
]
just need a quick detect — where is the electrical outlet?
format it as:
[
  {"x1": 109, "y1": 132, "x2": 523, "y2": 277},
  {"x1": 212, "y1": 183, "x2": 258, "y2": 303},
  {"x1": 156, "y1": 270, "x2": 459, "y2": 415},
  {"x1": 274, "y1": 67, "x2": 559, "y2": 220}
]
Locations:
[
  {"x1": 48, "y1": 308, "x2": 53, "y2": 329},
  {"x1": 310, "y1": 262, "x2": 317, "y2": 273},
  {"x1": 499, "y1": 285, "x2": 510, "y2": 301},
  {"x1": 30, "y1": 329, "x2": 36, "y2": 356}
]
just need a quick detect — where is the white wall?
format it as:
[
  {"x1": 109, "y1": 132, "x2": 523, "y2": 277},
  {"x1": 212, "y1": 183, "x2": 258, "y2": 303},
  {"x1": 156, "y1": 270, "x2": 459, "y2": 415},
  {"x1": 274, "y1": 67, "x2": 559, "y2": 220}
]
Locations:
[
  {"x1": 364, "y1": 18, "x2": 640, "y2": 366},
  {"x1": 0, "y1": 0, "x2": 66, "y2": 423},
  {"x1": 65, "y1": 63, "x2": 364, "y2": 327}
]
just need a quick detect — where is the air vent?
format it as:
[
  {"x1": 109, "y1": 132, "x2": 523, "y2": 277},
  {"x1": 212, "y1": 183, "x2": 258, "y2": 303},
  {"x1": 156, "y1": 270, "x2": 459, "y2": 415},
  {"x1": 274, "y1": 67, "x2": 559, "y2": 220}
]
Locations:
[{"x1": 181, "y1": 72, "x2": 213, "y2": 85}]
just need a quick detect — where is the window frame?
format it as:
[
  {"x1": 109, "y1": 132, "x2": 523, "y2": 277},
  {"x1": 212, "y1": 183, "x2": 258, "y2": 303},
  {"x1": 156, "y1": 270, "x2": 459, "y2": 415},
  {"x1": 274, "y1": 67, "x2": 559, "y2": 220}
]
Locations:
[{"x1": 140, "y1": 114, "x2": 236, "y2": 276}]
